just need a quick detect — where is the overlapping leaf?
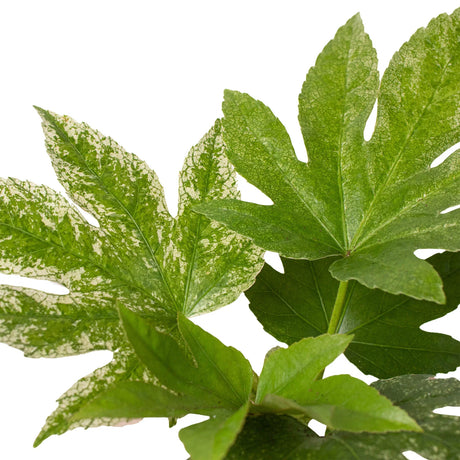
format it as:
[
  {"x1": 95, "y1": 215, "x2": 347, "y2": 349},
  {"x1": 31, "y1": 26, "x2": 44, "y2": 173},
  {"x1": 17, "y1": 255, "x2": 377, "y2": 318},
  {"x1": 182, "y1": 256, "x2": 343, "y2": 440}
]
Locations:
[
  {"x1": 254, "y1": 334, "x2": 419, "y2": 433},
  {"x1": 65, "y1": 315, "x2": 419, "y2": 459},
  {"x1": 0, "y1": 113, "x2": 263, "y2": 443},
  {"x1": 196, "y1": 9, "x2": 460, "y2": 303},
  {"x1": 70, "y1": 309, "x2": 254, "y2": 460},
  {"x1": 226, "y1": 375, "x2": 460, "y2": 459},
  {"x1": 247, "y1": 251, "x2": 460, "y2": 378}
]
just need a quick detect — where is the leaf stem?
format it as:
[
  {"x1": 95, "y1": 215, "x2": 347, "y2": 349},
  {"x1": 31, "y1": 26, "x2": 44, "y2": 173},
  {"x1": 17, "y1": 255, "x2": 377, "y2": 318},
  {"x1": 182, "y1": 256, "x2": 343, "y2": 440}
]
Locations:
[{"x1": 327, "y1": 280, "x2": 349, "y2": 334}]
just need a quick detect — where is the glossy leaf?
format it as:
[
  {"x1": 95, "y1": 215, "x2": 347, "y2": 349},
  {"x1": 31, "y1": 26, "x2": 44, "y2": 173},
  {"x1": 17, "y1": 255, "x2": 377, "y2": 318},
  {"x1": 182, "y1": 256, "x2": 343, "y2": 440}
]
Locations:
[
  {"x1": 180, "y1": 404, "x2": 249, "y2": 460},
  {"x1": 120, "y1": 306, "x2": 254, "y2": 411},
  {"x1": 255, "y1": 335, "x2": 419, "y2": 433},
  {"x1": 246, "y1": 251, "x2": 460, "y2": 378},
  {"x1": 196, "y1": 10, "x2": 460, "y2": 302},
  {"x1": 256, "y1": 334, "x2": 352, "y2": 403},
  {"x1": 226, "y1": 375, "x2": 460, "y2": 459}
]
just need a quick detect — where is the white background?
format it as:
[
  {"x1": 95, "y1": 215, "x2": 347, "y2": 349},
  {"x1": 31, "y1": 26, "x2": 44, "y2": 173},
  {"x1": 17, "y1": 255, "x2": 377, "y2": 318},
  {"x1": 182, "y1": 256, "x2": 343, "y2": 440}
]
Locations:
[{"x1": 0, "y1": 1, "x2": 460, "y2": 459}]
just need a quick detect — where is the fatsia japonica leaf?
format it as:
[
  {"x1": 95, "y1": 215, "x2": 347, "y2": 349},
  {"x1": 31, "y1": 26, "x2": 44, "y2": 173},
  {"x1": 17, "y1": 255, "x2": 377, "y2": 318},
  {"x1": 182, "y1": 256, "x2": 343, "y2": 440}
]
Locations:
[
  {"x1": 71, "y1": 308, "x2": 254, "y2": 460},
  {"x1": 196, "y1": 9, "x2": 460, "y2": 303},
  {"x1": 247, "y1": 251, "x2": 460, "y2": 378},
  {"x1": 179, "y1": 403, "x2": 249, "y2": 460},
  {"x1": 226, "y1": 375, "x2": 460, "y2": 460},
  {"x1": 119, "y1": 306, "x2": 254, "y2": 412},
  {"x1": 0, "y1": 112, "x2": 262, "y2": 443},
  {"x1": 254, "y1": 335, "x2": 419, "y2": 433},
  {"x1": 34, "y1": 348, "x2": 150, "y2": 447}
]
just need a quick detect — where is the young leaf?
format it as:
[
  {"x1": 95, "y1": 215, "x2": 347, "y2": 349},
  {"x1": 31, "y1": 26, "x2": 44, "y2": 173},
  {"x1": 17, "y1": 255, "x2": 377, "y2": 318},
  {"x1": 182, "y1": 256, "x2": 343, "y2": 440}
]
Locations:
[
  {"x1": 120, "y1": 306, "x2": 254, "y2": 411},
  {"x1": 0, "y1": 116, "x2": 262, "y2": 358},
  {"x1": 70, "y1": 382, "x2": 213, "y2": 421},
  {"x1": 179, "y1": 403, "x2": 249, "y2": 460},
  {"x1": 255, "y1": 334, "x2": 352, "y2": 404},
  {"x1": 246, "y1": 251, "x2": 460, "y2": 378},
  {"x1": 226, "y1": 375, "x2": 460, "y2": 459},
  {"x1": 195, "y1": 9, "x2": 460, "y2": 303},
  {"x1": 255, "y1": 335, "x2": 419, "y2": 433}
]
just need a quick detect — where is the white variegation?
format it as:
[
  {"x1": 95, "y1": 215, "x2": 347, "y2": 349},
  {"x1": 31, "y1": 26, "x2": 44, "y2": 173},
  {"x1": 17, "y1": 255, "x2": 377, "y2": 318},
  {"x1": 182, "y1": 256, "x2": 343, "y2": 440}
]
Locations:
[
  {"x1": 34, "y1": 349, "x2": 153, "y2": 447},
  {"x1": 0, "y1": 113, "x2": 263, "y2": 444}
]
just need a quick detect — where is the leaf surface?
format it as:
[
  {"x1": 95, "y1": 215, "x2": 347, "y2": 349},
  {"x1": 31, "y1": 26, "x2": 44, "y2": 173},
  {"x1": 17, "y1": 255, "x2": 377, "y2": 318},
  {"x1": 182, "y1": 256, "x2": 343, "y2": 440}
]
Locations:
[
  {"x1": 255, "y1": 334, "x2": 352, "y2": 403},
  {"x1": 120, "y1": 306, "x2": 254, "y2": 411},
  {"x1": 179, "y1": 403, "x2": 249, "y2": 460},
  {"x1": 34, "y1": 348, "x2": 150, "y2": 446},
  {"x1": 226, "y1": 375, "x2": 460, "y2": 459},
  {"x1": 255, "y1": 335, "x2": 419, "y2": 433},
  {"x1": 196, "y1": 9, "x2": 460, "y2": 302},
  {"x1": 246, "y1": 251, "x2": 460, "y2": 378},
  {"x1": 0, "y1": 115, "x2": 262, "y2": 442}
]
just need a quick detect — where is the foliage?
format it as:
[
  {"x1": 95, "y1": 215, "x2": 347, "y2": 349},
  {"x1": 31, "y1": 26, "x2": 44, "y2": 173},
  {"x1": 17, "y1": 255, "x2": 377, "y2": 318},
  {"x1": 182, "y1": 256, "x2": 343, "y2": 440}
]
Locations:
[{"x1": 1, "y1": 7, "x2": 460, "y2": 460}]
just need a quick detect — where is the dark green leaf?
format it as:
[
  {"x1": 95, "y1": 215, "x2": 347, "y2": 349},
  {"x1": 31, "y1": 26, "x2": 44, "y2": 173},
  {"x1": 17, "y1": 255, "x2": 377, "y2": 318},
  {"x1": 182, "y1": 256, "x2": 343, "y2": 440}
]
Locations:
[
  {"x1": 196, "y1": 10, "x2": 460, "y2": 302},
  {"x1": 246, "y1": 251, "x2": 460, "y2": 378},
  {"x1": 226, "y1": 375, "x2": 460, "y2": 459}
]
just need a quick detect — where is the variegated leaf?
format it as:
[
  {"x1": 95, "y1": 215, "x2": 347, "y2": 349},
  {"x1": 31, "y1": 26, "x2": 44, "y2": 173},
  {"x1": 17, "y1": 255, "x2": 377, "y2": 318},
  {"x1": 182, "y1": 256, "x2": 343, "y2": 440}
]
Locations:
[
  {"x1": 0, "y1": 115, "x2": 263, "y2": 443},
  {"x1": 33, "y1": 348, "x2": 150, "y2": 447}
]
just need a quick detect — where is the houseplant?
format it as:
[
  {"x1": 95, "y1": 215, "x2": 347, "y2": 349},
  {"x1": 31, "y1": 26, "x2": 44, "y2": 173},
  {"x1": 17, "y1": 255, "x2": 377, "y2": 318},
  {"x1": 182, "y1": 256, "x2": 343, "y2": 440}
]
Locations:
[{"x1": 1, "y1": 6, "x2": 460, "y2": 459}]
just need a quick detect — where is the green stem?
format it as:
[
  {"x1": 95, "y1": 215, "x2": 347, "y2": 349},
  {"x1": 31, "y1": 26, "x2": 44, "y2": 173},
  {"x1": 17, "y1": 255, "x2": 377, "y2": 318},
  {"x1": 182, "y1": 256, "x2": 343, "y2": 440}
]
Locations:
[{"x1": 327, "y1": 280, "x2": 349, "y2": 334}]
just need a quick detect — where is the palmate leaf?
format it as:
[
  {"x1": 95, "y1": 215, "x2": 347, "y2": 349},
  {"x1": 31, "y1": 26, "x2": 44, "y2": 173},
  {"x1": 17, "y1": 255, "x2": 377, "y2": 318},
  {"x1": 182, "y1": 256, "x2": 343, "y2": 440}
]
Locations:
[
  {"x1": 0, "y1": 113, "x2": 263, "y2": 444},
  {"x1": 196, "y1": 9, "x2": 460, "y2": 303},
  {"x1": 246, "y1": 251, "x2": 460, "y2": 378},
  {"x1": 226, "y1": 375, "x2": 460, "y2": 460}
]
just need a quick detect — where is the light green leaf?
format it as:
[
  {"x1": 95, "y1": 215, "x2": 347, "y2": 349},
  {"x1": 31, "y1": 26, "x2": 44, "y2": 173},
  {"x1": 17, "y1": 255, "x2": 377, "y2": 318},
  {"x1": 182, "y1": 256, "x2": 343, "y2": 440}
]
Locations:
[
  {"x1": 196, "y1": 9, "x2": 460, "y2": 302},
  {"x1": 256, "y1": 334, "x2": 352, "y2": 404},
  {"x1": 246, "y1": 251, "x2": 460, "y2": 378},
  {"x1": 226, "y1": 376, "x2": 460, "y2": 459},
  {"x1": 0, "y1": 115, "x2": 262, "y2": 358},
  {"x1": 255, "y1": 335, "x2": 419, "y2": 433},
  {"x1": 179, "y1": 403, "x2": 249, "y2": 460},
  {"x1": 299, "y1": 375, "x2": 420, "y2": 432},
  {"x1": 120, "y1": 306, "x2": 254, "y2": 411},
  {"x1": 70, "y1": 382, "x2": 212, "y2": 421}
]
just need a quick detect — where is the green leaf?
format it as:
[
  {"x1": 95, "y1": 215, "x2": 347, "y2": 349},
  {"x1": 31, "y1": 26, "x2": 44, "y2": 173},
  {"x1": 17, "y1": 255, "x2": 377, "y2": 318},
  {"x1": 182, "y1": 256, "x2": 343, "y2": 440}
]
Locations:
[
  {"x1": 179, "y1": 403, "x2": 249, "y2": 460},
  {"x1": 195, "y1": 9, "x2": 460, "y2": 302},
  {"x1": 255, "y1": 335, "x2": 419, "y2": 433},
  {"x1": 246, "y1": 251, "x2": 460, "y2": 378},
  {"x1": 256, "y1": 334, "x2": 352, "y2": 403},
  {"x1": 120, "y1": 306, "x2": 254, "y2": 411},
  {"x1": 71, "y1": 382, "x2": 213, "y2": 421},
  {"x1": 226, "y1": 375, "x2": 460, "y2": 459}
]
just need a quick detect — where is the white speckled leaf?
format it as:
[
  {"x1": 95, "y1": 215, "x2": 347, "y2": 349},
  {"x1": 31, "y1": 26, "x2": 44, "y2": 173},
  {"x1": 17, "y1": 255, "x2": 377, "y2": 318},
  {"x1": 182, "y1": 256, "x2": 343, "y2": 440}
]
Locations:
[
  {"x1": 0, "y1": 115, "x2": 263, "y2": 443},
  {"x1": 34, "y1": 348, "x2": 151, "y2": 447},
  {"x1": 196, "y1": 10, "x2": 460, "y2": 303}
]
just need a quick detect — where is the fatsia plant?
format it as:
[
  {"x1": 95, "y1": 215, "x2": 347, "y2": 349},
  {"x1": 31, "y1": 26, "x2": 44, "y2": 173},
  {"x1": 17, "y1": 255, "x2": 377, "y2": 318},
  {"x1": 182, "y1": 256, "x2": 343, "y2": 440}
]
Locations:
[{"x1": 0, "y1": 7, "x2": 460, "y2": 460}]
